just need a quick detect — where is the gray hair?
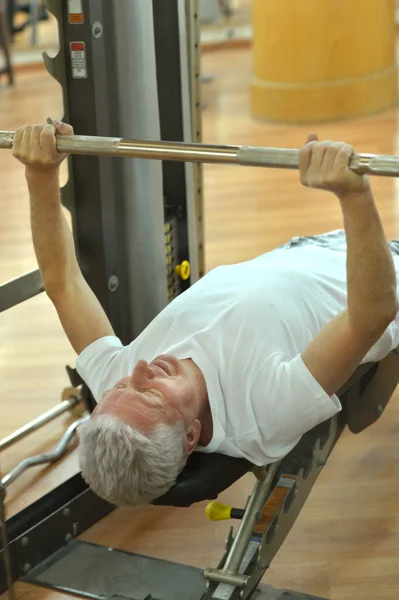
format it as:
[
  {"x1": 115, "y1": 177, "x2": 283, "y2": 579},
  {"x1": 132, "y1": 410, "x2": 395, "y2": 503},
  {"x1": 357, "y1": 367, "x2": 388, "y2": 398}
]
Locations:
[{"x1": 77, "y1": 414, "x2": 187, "y2": 506}]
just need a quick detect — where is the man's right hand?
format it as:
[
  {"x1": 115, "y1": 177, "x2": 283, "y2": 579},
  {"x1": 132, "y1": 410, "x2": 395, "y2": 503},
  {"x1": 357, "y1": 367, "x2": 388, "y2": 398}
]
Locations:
[
  {"x1": 298, "y1": 133, "x2": 371, "y2": 201},
  {"x1": 13, "y1": 121, "x2": 116, "y2": 356},
  {"x1": 12, "y1": 121, "x2": 73, "y2": 174}
]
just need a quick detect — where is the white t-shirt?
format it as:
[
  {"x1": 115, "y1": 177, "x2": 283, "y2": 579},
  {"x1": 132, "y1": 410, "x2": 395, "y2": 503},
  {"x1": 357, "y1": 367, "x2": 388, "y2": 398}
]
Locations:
[{"x1": 76, "y1": 242, "x2": 399, "y2": 466}]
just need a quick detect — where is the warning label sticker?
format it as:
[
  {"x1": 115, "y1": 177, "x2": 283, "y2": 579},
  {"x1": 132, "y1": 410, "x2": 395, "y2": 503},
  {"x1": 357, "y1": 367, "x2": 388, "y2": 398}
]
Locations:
[
  {"x1": 69, "y1": 14, "x2": 83, "y2": 23},
  {"x1": 70, "y1": 42, "x2": 87, "y2": 79},
  {"x1": 68, "y1": 0, "x2": 83, "y2": 24}
]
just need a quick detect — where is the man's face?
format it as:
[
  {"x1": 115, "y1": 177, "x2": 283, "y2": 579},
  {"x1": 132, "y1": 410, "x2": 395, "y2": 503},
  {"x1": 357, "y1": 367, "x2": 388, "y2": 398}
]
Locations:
[{"x1": 93, "y1": 354, "x2": 199, "y2": 436}]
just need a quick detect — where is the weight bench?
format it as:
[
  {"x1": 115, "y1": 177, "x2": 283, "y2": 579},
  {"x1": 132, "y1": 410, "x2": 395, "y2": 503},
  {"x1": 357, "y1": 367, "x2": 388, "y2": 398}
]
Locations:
[
  {"x1": 150, "y1": 348, "x2": 399, "y2": 600},
  {"x1": 25, "y1": 349, "x2": 399, "y2": 600}
]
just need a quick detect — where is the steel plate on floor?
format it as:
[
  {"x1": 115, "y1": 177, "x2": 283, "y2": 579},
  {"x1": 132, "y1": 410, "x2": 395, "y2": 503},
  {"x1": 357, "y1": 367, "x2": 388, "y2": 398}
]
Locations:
[
  {"x1": 22, "y1": 539, "x2": 207, "y2": 600},
  {"x1": 22, "y1": 539, "x2": 327, "y2": 600}
]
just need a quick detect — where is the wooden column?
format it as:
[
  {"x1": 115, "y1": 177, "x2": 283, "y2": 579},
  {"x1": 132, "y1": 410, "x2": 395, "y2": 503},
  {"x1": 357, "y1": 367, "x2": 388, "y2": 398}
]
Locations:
[{"x1": 250, "y1": 0, "x2": 398, "y2": 123}]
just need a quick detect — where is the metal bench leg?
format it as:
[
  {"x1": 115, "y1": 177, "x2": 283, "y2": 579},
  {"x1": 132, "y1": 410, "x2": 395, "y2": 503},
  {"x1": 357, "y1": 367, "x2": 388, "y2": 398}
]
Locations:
[
  {"x1": 203, "y1": 416, "x2": 339, "y2": 600},
  {"x1": 203, "y1": 462, "x2": 279, "y2": 597}
]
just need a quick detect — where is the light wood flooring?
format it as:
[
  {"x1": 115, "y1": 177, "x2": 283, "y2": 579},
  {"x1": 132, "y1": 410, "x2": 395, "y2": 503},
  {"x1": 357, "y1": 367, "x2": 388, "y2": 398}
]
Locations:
[{"x1": 1, "y1": 42, "x2": 399, "y2": 600}]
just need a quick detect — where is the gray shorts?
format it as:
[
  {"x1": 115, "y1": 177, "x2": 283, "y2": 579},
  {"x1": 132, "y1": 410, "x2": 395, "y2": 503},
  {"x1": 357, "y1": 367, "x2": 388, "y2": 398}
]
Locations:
[{"x1": 278, "y1": 229, "x2": 399, "y2": 257}]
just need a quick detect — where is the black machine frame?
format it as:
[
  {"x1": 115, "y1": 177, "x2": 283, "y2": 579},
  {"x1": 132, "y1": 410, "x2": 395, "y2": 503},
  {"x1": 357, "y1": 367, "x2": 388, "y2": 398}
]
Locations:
[{"x1": 1, "y1": 0, "x2": 200, "y2": 594}]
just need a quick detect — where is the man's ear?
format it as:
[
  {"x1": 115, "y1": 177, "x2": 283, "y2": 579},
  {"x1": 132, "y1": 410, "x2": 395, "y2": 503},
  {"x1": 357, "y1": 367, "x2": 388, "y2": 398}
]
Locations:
[{"x1": 184, "y1": 419, "x2": 201, "y2": 454}]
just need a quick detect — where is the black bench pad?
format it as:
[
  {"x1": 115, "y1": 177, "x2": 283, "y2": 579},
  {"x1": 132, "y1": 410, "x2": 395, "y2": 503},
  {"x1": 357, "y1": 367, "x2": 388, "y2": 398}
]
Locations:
[{"x1": 154, "y1": 452, "x2": 252, "y2": 507}]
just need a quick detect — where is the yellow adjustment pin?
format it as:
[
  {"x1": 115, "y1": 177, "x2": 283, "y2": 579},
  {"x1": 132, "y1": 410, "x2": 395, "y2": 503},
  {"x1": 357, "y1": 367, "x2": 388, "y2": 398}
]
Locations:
[
  {"x1": 175, "y1": 260, "x2": 191, "y2": 281},
  {"x1": 205, "y1": 501, "x2": 232, "y2": 521}
]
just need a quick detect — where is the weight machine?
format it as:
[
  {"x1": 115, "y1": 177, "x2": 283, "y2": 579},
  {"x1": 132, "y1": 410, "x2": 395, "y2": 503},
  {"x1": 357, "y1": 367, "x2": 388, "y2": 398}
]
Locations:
[
  {"x1": 0, "y1": 0, "x2": 14, "y2": 84},
  {"x1": 1, "y1": 2, "x2": 399, "y2": 600}
]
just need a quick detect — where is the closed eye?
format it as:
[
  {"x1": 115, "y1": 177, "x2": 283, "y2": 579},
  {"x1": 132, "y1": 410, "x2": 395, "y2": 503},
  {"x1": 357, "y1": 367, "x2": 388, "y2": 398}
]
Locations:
[
  {"x1": 101, "y1": 383, "x2": 127, "y2": 400},
  {"x1": 137, "y1": 388, "x2": 164, "y2": 405}
]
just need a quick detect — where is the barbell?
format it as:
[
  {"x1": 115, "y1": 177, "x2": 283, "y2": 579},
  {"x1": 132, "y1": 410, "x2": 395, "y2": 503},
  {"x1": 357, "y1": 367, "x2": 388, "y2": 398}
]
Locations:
[{"x1": 1, "y1": 130, "x2": 399, "y2": 176}]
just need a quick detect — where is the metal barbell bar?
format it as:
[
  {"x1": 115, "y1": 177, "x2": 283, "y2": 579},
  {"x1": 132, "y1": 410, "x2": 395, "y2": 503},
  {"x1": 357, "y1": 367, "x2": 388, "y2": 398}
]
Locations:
[
  {"x1": 0, "y1": 391, "x2": 84, "y2": 453},
  {"x1": 2, "y1": 130, "x2": 399, "y2": 177}
]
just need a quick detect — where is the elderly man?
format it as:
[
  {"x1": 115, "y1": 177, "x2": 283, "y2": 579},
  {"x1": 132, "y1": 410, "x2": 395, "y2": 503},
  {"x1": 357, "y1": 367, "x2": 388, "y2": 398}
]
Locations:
[{"x1": 12, "y1": 121, "x2": 399, "y2": 507}]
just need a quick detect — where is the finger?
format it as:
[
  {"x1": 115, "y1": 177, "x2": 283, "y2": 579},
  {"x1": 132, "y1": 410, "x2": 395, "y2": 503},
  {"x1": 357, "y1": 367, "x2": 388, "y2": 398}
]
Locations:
[
  {"x1": 21, "y1": 126, "x2": 32, "y2": 155},
  {"x1": 306, "y1": 132, "x2": 319, "y2": 144},
  {"x1": 323, "y1": 142, "x2": 344, "y2": 174},
  {"x1": 53, "y1": 120, "x2": 74, "y2": 135},
  {"x1": 333, "y1": 143, "x2": 354, "y2": 173},
  {"x1": 299, "y1": 141, "x2": 317, "y2": 175},
  {"x1": 310, "y1": 140, "x2": 335, "y2": 173},
  {"x1": 12, "y1": 127, "x2": 25, "y2": 157},
  {"x1": 40, "y1": 123, "x2": 58, "y2": 158},
  {"x1": 23, "y1": 125, "x2": 35, "y2": 160},
  {"x1": 30, "y1": 124, "x2": 43, "y2": 151},
  {"x1": 14, "y1": 126, "x2": 31, "y2": 163}
]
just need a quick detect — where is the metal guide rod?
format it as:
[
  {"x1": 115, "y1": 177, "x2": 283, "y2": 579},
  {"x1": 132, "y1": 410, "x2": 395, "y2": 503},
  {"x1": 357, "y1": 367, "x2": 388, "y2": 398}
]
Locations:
[
  {"x1": 205, "y1": 462, "x2": 279, "y2": 588},
  {"x1": 0, "y1": 397, "x2": 82, "y2": 453},
  {"x1": 2, "y1": 131, "x2": 399, "y2": 176}
]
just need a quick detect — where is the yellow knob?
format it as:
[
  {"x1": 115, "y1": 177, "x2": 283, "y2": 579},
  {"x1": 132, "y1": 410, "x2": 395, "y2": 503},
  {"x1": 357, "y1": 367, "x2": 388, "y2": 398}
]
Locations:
[
  {"x1": 175, "y1": 260, "x2": 191, "y2": 281},
  {"x1": 205, "y1": 501, "x2": 232, "y2": 521}
]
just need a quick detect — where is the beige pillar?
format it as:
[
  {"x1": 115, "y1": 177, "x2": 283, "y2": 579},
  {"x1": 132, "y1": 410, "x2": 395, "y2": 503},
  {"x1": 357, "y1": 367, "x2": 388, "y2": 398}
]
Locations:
[{"x1": 250, "y1": 0, "x2": 398, "y2": 123}]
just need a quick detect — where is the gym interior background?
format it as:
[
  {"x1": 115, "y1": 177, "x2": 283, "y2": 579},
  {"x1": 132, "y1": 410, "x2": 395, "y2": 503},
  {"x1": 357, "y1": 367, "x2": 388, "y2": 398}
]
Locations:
[{"x1": 2, "y1": 1, "x2": 399, "y2": 599}]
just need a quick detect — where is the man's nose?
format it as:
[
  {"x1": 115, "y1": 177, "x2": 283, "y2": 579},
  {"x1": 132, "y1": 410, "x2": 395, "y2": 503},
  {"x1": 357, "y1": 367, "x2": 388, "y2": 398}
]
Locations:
[{"x1": 131, "y1": 360, "x2": 154, "y2": 385}]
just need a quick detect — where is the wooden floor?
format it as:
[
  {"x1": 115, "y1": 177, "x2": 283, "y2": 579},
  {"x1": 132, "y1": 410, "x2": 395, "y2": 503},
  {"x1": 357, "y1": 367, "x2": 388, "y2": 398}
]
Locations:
[{"x1": 2, "y1": 42, "x2": 399, "y2": 600}]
